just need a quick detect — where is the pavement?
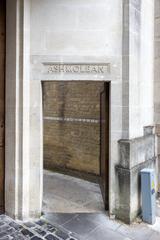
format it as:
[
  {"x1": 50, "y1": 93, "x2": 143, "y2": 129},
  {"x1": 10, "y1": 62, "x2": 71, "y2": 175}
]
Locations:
[
  {"x1": 43, "y1": 212, "x2": 160, "y2": 240},
  {"x1": 1, "y1": 213, "x2": 160, "y2": 240},
  {"x1": 43, "y1": 170, "x2": 104, "y2": 213},
  {"x1": 0, "y1": 215, "x2": 78, "y2": 240},
  {"x1": 1, "y1": 171, "x2": 160, "y2": 239}
]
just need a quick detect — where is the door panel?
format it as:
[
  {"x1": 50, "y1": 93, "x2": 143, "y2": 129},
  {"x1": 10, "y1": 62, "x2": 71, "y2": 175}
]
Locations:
[
  {"x1": 100, "y1": 83, "x2": 109, "y2": 210},
  {"x1": 0, "y1": 0, "x2": 5, "y2": 212}
]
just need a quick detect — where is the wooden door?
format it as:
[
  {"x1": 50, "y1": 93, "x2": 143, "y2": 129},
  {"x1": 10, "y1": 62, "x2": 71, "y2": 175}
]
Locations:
[
  {"x1": 100, "y1": 82, "x2": 109, "y2": 210},
  {"x1": 0, "y1": 0, "x2": 5, "y2": 212}
]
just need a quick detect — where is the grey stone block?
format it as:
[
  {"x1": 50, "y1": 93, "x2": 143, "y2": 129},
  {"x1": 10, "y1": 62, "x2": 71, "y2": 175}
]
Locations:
[
  {"x1": 117, "y1": 130, "x2": 156, "y2": 223},
  {"x1": 116, "y1": 158, "x2": 156, "y2": 223},
  {"x1": 119, "y1": 132, "x2": 155, "y2": 169}
]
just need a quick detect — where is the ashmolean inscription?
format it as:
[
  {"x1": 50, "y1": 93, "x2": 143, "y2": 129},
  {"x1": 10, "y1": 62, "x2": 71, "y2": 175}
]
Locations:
[{"x1": 43, "y1": 63, "x2": 110, "y2": 74}]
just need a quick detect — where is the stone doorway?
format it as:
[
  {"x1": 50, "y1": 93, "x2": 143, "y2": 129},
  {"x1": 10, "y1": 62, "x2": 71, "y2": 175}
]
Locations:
[
  {"x1": 42, "y1": 81, "x2": 109, "y2": 214},
  {"x1": 0, "y1": 0, "x2": 5, "y2": 213}
]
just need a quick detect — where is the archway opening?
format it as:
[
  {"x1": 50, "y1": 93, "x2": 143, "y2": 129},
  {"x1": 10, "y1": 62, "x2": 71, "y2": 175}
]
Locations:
[{"x1": 42, "y1": 81, "x2": 109, "y2": 215}]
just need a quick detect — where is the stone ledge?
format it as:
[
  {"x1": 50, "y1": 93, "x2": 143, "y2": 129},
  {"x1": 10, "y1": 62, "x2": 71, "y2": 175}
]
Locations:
[
  {"x1": 118, "y1": 131, "x2": 155, "y2": 169},
  {"x1": 116, "y1": 157, "x2": 156, "y2": 173}
]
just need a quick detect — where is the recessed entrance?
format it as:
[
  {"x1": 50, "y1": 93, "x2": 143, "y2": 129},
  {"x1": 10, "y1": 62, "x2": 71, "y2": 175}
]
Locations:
[
  {"x1": 0, "y1": 0, "x2": 5, "y2": 213},
  {"x1": 42, "y1": 81, "x2": 109, "y2": 214}
]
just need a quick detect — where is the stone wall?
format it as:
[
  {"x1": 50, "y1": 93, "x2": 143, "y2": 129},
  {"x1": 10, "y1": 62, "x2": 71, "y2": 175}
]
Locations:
[
  {"x1": 117, "y1": 127, "x2": 156, "y2": 223},
  {"x1": 28, "y1": 0, "x2": 155, "y2": 222},
  {"x1": 29, "y1": 0, "x2": 123, "y2": 219},
  {"x1": 3, "y1": 0, "x2": 154, "y2": 221},
  {"x1": 155, "y1": 0, "x2": 160, "y2": 193},
  {"x1": 43, "y1": 81, "x2": 104, "y2": 176},
  {"x1": 155, "y1": 0, "x2": 160, "y2": 124}
]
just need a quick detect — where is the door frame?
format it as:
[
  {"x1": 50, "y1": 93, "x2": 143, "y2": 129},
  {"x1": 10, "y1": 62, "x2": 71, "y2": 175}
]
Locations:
[
  {"x1": 100, "y1": 82, "x2": 110, "y2": 210},
  {"x1": 42, "y1": 80, "x2": 110, "y2": 212},
  {"x1": 0, "y1": 0, "x2": 6, "y2": 214}
]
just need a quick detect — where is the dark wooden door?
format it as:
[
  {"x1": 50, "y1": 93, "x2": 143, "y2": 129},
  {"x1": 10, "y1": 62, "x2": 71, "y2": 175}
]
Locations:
[
  {"x1": 0, "y1": 0, "x2": 5, "y2": 213},
  {"x1": 100, "y1": 83, "x2": 109, "y2": 210}
]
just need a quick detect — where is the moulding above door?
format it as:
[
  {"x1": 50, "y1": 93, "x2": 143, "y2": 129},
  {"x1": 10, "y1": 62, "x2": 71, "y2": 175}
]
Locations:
[{"x1": 42, "y1": 62, "x2": 111, "y2": 75}]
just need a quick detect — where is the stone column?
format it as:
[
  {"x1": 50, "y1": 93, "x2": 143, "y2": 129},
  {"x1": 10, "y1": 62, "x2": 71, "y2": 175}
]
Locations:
[
  {"x1": 116, "y1": 0, "x2": 155, "y2": 223},
  {"x1": 154, "y1": 0, "x2": 160, "y2": 193},
  {"x1": 117, "y1": 127, "x2": 156, "y2": 223},
  {"x1": 5, "y1": 0, "x2": 31, "y2": 220}
]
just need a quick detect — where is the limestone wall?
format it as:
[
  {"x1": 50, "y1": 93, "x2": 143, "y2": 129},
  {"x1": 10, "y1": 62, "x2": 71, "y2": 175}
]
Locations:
[
  {"x1": 30, "y1": 0, "x2": 122, "y2": 57},
  {"x1": 155, "y1": 0, "x2": 160, "y2": 193},
  {"x1": 155, "y1": 0, "x2": 160, "y2": 124},
  {"x1": 30, "y1": 0, "x2": 123, "y2": 217},
  {"x1": 127, "y1": 0, "x2": 154, "y2": 139},
  {"x1": 4, "y1": 0, "x2": 156, "y2": 222},
  {"x1": 26, "y1": 0, "x2": 155, "y2": 221}
]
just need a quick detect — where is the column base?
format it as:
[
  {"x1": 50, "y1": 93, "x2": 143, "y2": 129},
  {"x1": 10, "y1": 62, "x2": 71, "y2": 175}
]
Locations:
[{"x1": 115, "y1": 127, "x2": 156, "y2": 224}]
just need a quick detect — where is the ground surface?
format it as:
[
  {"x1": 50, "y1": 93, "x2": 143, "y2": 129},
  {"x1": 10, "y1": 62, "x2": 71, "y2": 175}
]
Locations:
[
  {"x1": 1, "y1": 213, "x2": 160, "y2": 240},
  {"x1": 41, "y1": 170, "x2": 160, "y2": 240},
  {"x1": 1, "y1": 171, "x2": 160, "y2": 239},
  {"x1": 43, "y1": 212, "x2": 160, "y2": 240},
  {"x1": 43, "y1": 170, "x2": 104, "y2": 213},
  {"x1": 0, "y1": 215, "x2": 78, "y2": 240}
]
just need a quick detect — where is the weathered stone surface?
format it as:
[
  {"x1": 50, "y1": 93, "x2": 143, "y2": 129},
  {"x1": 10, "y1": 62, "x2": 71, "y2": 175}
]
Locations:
[
  {"x1": 4, "y1": 0, "x2": 156, "y2": 224},
  {"x1": 119, "y1": 131, "x2": 155, "y2": 170},
  {"x1": 117, "y1": 131, "x2": 156, "y2": 223}
]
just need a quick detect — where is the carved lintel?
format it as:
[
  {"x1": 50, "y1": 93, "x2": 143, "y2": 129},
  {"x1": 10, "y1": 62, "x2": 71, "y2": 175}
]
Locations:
[{"x1": 42, "y1": 62, "x2": 111, "y2": 75}]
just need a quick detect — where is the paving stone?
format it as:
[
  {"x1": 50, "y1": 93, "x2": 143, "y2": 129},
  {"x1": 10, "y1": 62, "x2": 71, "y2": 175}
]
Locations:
[
  {"x1": 75, "y1": 213, "x2": 121, "y2": 231},
  {"x1": 21, "y1": 228, "x2": 34, "y2": 237},
  {"x1": 40, "y1": 223, "x2": 56, "y2": 233},
  {"x1": 1, "y1": 213, "x2": 160, "y2": 240},
  {"x1": 47, "y1": 227, "x2": 56, "y2": 233},
  {"x1": 0, "y1": 222, "x2": 5, "y2": 227},
  {"x1": 117, "y1": 223, "x2": 154, "y2": 240},
  {"x1": 43, "y1": 213, "x2": 77, "y2": 226},
  {"x1": 35, "y1": 220, "x2": 46, "y2": 226},
  {"x1": 9, "y1": 222, "x2": 23, "y2": 230},
  {"x1": 0, "y1": 231, "x2": 9, "y2": 238},
  {"x1": 24, "y1": 222, "x2": 36, "y2": 228},
  {"x1": 45, "y1": 223, "x2": 54, "y2": 229},
  {"x1": 0, "y1": 228, "x2": 15, "y2": 238},
  {"x1": 31, "y1": 237, "x2": 43, "y2": 240},
  {"x1": 0, "y1": 225, "x2": 11, "y2": 233},
  {"x1": 45, "y1": 234, "x2": 59, "y2": 240},
  {"x1": 149, "y1": 231, "x2": 160, "y2": 240},
  {"x1": 69, "y1": 234, "x2": 79, "y2": 240},
  {"x1": 10, "y1": 232, "x2": 26, "y2": 240},
  {"x1": 55, "y1": 230, "x2": 69, "y2": 240},
  {"x1": 62, "y1": 214, "x2": 99, "y2": 238},
  {"x1": 33, "y1": 227, "x2": 47, "y2": 236},
  {"x1": 86, "y1": 225, "x2": 126, "y2": 240},
  {"x1": 0, "y1": 216, "x2": 10, "y2": 222},
  {"x1": 0, "y1": 237, "x2": 10, "y2": 240}
]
